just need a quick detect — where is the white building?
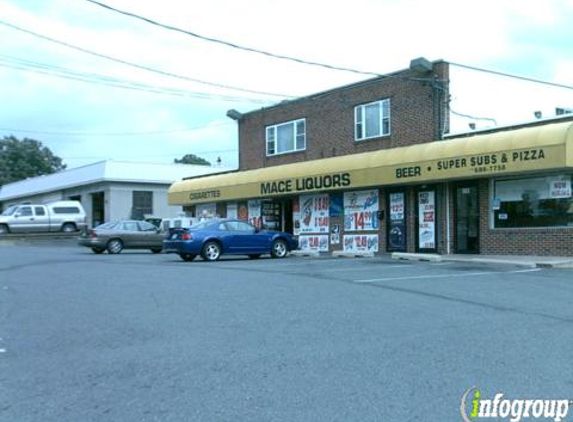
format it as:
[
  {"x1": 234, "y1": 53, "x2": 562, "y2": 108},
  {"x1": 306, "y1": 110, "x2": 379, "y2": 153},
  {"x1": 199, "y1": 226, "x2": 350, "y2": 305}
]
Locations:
[{"x1": 0, "y1": 160, "x2": 232, "y2": 227}]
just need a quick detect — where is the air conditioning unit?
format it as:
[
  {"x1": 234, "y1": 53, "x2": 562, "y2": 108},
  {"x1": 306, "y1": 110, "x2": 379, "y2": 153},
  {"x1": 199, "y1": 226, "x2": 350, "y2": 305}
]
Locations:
[{"x1": 555, "y1": 107, "x2": 573, "y2": 116}]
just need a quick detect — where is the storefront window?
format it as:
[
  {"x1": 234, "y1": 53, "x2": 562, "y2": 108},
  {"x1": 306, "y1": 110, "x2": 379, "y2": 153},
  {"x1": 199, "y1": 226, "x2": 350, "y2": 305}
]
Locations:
[{"x1": 493, "y1": 175, "x2": 573, "y2": 228}]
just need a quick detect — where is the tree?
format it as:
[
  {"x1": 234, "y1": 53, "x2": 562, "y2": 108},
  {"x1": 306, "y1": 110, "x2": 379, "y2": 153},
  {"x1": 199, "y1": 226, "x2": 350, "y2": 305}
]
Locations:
[
  {"x1": 174, "y1": 153, "x2": 210, "y2": 166},
  {"x1": 0, "y1": 136, "x2": 66, "y2": 185}
]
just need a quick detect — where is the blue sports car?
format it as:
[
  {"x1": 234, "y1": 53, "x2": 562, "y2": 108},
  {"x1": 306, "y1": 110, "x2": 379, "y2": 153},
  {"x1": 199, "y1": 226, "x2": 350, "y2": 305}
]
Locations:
[{"x1": 162, "y1": 218, "x2": 299, "y2": 262}]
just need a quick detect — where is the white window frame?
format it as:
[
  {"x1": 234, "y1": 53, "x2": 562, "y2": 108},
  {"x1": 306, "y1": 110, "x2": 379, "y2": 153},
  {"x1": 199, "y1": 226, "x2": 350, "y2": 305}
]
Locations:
[
  {"x1": 354, "y1": 99, "x2": 391, "y2": 141},
  {"x1": 266, "y1": 118, "x2": 306, "y2": 156}
]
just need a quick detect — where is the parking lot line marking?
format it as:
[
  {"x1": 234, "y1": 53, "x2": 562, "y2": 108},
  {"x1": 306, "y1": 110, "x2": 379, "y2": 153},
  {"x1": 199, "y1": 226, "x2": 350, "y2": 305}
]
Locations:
[
  {"x1": 353, "y1": 268, "x2": 541, "y2": 283},
  {"x1": 231, "y1": 259, "x2": 386, "y2": 268},
  {"x1": 314, "y1": 264, "x2": 411, "y2": 273}
]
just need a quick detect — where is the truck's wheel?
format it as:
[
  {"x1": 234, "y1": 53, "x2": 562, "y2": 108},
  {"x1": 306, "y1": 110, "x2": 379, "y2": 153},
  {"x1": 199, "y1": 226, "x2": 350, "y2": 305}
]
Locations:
[
  {"x1": 0, "y1": 224, "x2": 9, "y2": 235},
  {"x1": 61, "y1": 223, "x2": 77, "y2": 233}
]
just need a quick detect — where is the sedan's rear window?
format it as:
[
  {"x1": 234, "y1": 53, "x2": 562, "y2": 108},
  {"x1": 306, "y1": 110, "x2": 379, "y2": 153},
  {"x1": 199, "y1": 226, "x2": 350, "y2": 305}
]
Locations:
[
  {"x1": 96, "y1": 222, "x2": 119, "y2": 230},
  {"x1": 52, "y1": 207, "x2": 81, "y2": 214}
]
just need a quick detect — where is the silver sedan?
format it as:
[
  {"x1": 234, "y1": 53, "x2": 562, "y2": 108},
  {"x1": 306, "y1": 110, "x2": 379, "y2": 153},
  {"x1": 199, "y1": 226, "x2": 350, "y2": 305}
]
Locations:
[{"x1": 78, "y1": 220, "x2": 166, "y2": 254}]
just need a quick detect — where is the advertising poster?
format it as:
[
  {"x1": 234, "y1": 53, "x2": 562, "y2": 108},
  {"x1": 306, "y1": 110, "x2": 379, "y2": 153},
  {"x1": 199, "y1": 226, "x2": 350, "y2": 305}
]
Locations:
[
  {"x1": 292, "y1": 196, "x2": 301, "y2": 235},
  {"x1": 418, "y1": 191, "x2": 436, "y2": 250},
  {"x1": 550, "y1": 179, "x2": 572, "y2": 198},
  {"x1": 261, "y1": 201, "x2": 281, "y2": 230},
  {"x1": 344, "y1": 190, "x2": 379, "y2": 231},
  {"x1": 330, "y1": 224, "x2": 340, "y2": 245},
  {"x1": 299, "y1": 235, "x2": 329, "y2": 252},
  {"x1": 343, "y1": 234, "x2": 379, "y2": 253},
  {"x1": 196, "y1": 203, "x2": 216, "y2": 219},
  {"x1": 226, "y1": 203, "x2": 238, "y2": 219},
  {"x1": 237, "y1": 201, "x2": 249, "y2": 220},
  {"x1": 329, "y1": 193, "x2": 344, "y2": 217},
  {"x1": 248, "y1": 199, "x2": 262, "y2": 228},
  {"x1": 299, "y1": 194, "x2": 330, "y2": 234},
  {"x1": 388, "y1": 192, "x2": 406, "y2": 251}
]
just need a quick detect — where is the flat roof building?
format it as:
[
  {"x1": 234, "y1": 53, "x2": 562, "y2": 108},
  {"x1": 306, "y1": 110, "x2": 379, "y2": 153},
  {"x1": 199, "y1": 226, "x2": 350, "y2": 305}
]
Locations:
[{"x1": 0, "y1": 160, "x2": 232, "y2": 227}]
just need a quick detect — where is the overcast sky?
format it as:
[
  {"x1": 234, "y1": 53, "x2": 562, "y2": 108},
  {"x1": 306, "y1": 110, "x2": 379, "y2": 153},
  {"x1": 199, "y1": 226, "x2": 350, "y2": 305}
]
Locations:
[{"x1": 0, "y1": 0, "x2": 572, "y2": 170}]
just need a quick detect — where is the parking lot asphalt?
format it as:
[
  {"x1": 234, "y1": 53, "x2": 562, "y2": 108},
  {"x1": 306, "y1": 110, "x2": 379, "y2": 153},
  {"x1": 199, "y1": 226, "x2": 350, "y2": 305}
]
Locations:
[{"x1": 1, "y1": 241, "x2": 573, "y2": 421}]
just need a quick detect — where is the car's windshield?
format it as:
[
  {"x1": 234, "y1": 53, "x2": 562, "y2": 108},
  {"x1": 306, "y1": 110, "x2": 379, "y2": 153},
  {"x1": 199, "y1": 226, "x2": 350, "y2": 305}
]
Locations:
[{"x1": 1, "y1": 205, "x2": 18, "y2": 216}]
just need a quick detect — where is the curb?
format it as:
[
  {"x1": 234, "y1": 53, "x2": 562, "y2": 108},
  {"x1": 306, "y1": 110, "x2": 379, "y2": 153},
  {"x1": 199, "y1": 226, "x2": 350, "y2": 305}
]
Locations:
[
  {"x1": 391, "y1": 252, "x2": 442, "y2": 262},
  {"x1": 442, "y1": 257, "x2": 537, "y2": 269},
  {"x1": 391, "y1": 252, "x2": 573, "y2": 269},
  {"x1": 290, "y1": 250, "x2": 321, "y2": 258},
  {"x1": 332, "y1": 251, "x2": 375, "y2": 258},
  {"x1": 535, "y1": 261, "x2": 573, "y2": 269}
]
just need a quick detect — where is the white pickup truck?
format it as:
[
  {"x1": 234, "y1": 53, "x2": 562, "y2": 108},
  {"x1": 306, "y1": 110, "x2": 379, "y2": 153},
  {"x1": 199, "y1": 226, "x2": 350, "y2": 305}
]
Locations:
[{"x1": 0, "y1": 201, "x2": 87, "y2": 234}]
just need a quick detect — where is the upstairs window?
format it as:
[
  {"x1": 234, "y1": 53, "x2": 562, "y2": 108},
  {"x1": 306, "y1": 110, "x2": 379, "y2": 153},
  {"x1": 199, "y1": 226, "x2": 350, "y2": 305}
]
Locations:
[
  {"x1": 355, "y1": 99, "x2": 390, "y2": 141},
  {"x1": 266, "y1": 119, "x2": 306, "y2": 156}
]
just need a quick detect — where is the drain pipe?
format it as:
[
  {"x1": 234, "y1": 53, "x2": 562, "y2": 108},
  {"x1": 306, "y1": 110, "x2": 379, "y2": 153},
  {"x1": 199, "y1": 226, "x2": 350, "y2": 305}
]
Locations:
[{"x1": 445, "y1": 183, "x2": 451, "y2": 255}]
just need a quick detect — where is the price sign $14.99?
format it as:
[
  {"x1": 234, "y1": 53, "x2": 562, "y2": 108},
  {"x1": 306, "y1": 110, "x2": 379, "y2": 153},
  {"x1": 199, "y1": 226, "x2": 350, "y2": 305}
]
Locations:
[{"x1": 345, "y1": 211, "x2": 378, "y2": 231}]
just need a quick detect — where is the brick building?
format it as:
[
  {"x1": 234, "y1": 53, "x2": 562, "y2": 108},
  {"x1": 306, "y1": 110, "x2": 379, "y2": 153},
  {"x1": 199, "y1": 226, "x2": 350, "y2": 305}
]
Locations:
[{"x1": 169, "y1": 59, "x2": 573, "y2": 256}]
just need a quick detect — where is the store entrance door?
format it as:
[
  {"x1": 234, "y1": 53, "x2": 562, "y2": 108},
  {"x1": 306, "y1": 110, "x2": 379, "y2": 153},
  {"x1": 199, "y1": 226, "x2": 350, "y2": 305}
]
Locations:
[
  {"x1": 91, "y1": 191, "x2": 105, "y2": 227},
  {"x1": 386, "y1": 191, "x2": 407, "y2": 252},
  {"x1": 454, "y1": 185, "x2": 479, "y2": 254}
]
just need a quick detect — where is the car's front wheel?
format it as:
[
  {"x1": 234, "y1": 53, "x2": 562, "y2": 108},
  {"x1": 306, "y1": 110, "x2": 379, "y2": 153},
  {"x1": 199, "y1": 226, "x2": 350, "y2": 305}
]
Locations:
[
  {"x1": 179, "y1": 253, "x2": 196, "y2": 262},
  {"x1": 271, "y1": 239, "x2": 288, "y2": 258},
  {"x1": 202, "y1": 241, "x2": 221, "y2": 261},
  {"x1": 0, "y1": 224, "x2": 9, "y2": 235},
  {"x1": 107, "y1": 238, "x2": 124, "y2": 254}
]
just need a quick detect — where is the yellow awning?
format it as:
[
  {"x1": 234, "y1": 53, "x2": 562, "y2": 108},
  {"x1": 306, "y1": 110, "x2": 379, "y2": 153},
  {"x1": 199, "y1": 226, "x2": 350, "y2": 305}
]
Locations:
[{"x1": 169, "y1": 121, "x2": 573, "y2": 205}]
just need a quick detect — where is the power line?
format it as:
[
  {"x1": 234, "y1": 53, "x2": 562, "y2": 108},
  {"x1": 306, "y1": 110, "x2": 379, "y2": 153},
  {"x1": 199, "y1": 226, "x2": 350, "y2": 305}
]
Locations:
[
  {"x1": 449, "y1": 61, "x2": 573, "y2": 91},
  {"x1": 450, "y1": 108, "x2": 497, "y2": 125},
  {"x1": 0, "y1": 20, "x2": 293, "y2": 98},
  {"x1": 61, "y1": 149, "x2": 238, "y2": 159},
  {"x1": 0, "y1": 55, "x2": 270, "y2": 103},
  {"x1": 82, "y1": 0, "x2": 381, "y2": 77},
  {"x1": 0, "y1": 122, "x2": 233, "y2": 137}
]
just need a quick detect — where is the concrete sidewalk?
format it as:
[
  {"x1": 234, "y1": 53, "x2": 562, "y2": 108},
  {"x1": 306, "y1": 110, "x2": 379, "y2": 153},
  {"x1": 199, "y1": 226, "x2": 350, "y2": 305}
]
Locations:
[{"x1": 391, "y1": 252, "x2": 573, "y2": 268}]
